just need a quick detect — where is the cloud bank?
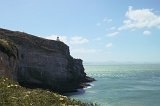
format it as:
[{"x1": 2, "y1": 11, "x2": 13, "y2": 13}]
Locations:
[{"x1": 119, "y1": 6, "x2": 160, "y2": 30}]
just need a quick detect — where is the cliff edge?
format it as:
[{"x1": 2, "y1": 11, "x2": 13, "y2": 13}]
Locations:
[{"x1": 0, "y1": 28, "x2": 94, "y2": 93}]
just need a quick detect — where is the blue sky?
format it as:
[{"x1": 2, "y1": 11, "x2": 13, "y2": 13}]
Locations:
[{"x1": 0, "y1": 0, "x2": 160, "y2": 63}]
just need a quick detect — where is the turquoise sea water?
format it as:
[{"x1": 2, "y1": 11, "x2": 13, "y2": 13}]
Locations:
[{"x1": 68, "y1": 64, "x2": 160, "y2": 106}]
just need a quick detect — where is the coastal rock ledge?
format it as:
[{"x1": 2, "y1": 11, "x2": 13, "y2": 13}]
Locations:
[{"x1": 0, "y1": 28, "x2": 95, "y2": 93}]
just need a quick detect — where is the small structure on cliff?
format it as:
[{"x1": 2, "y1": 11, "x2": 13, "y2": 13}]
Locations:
[{"x1": 56, "y1": 37, "x2": 60, "y2": 41}]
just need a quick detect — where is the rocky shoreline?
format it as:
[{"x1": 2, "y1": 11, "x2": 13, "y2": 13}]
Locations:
[{"x1": 0, "y1": 28, "x2": 95, "y2": 93}]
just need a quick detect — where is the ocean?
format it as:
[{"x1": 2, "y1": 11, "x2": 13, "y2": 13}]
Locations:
[{"x1": 67, "y1": 64, "x2": 160, "y2": 106}]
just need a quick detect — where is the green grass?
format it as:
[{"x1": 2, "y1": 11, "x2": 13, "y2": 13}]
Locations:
[{"x1": 0, "y1": 77, "x2": 98, "y2": 106}]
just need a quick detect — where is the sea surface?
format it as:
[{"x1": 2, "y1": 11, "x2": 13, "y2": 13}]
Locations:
[{"x1": 67, "y1": 64, "x2": 160, "y2": 106}]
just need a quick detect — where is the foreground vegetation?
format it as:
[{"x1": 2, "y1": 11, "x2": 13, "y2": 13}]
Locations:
[{"x1": 0, "y1": 77, "x2": 98, "y2": 106}]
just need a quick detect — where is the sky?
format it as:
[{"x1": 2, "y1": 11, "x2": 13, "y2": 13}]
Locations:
[{"x1": 0, "y1": 0, "x2": 160, "y2": 63}]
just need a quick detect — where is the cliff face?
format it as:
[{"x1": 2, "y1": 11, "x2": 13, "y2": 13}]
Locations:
[{"x1": 0, "y1": 28, "x2": 93, "y2": 92}]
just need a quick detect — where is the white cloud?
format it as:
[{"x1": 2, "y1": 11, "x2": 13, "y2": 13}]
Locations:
[
  {"x1": 107, "y1": 31, "x2": 119, "y2": 37},
  {"x1": 70, "y1": 36, "x2": 89, "y2": 45},
  {"x1": 45, "y1": 35, "x2": 89, "y2": 45},
  {"x1": 97, "y1": 17, "x2": 113, "y2": 27},
  {"x1": 106, "y1": 26, "x2": 116, "y2": 31},
  {"x1": 45, "y1": 35, "x2": 57, "y2": 40},
  {"x1": 119, "y1": 6, "x2": 160, "y2": 30},
  {"x1": 143, "y1": 30, "x2": 151, "y2": 35},
  {"x1": 106, "y1": 43, "x2": 113, "y2": 48},
  {"x1": 71, "y1": 48, "x2": 96, "y2": 54}
]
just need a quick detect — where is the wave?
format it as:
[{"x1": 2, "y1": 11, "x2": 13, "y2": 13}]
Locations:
[{"x1": 84, "y1": 83, "x2": 94, "y2": 89}]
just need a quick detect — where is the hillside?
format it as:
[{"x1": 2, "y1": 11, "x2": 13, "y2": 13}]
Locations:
[{"x1": 0, "y1": 77, "x2": 97, "y2": 106}]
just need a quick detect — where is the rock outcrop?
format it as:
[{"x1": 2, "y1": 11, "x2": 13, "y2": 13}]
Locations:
[{"x1": 0, "y1": 28, "x2": 94, "y2": 93}]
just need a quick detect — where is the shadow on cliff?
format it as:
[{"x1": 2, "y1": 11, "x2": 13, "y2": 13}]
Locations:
[{"x1": 0, "y1": 28, "x2": 95, "y2": 93}]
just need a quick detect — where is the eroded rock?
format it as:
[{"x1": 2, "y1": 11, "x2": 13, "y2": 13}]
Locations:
[{"x1": 0, "y1": 28, "x2": 95, "y2": 93}]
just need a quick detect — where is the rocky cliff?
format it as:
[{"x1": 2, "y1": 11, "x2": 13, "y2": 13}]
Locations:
[{"x1": 0, "y1": 28, "x2": 94, "y2": 93}]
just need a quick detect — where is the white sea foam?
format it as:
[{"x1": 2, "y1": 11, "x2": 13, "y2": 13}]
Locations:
[{"x1": 84, "y1": 83, "x2": 94, "y2": 89}]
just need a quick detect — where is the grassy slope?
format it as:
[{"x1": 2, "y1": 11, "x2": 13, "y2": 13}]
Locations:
[{"x1": 0, "y1": 77, "x2": 98, "y2": 106}]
